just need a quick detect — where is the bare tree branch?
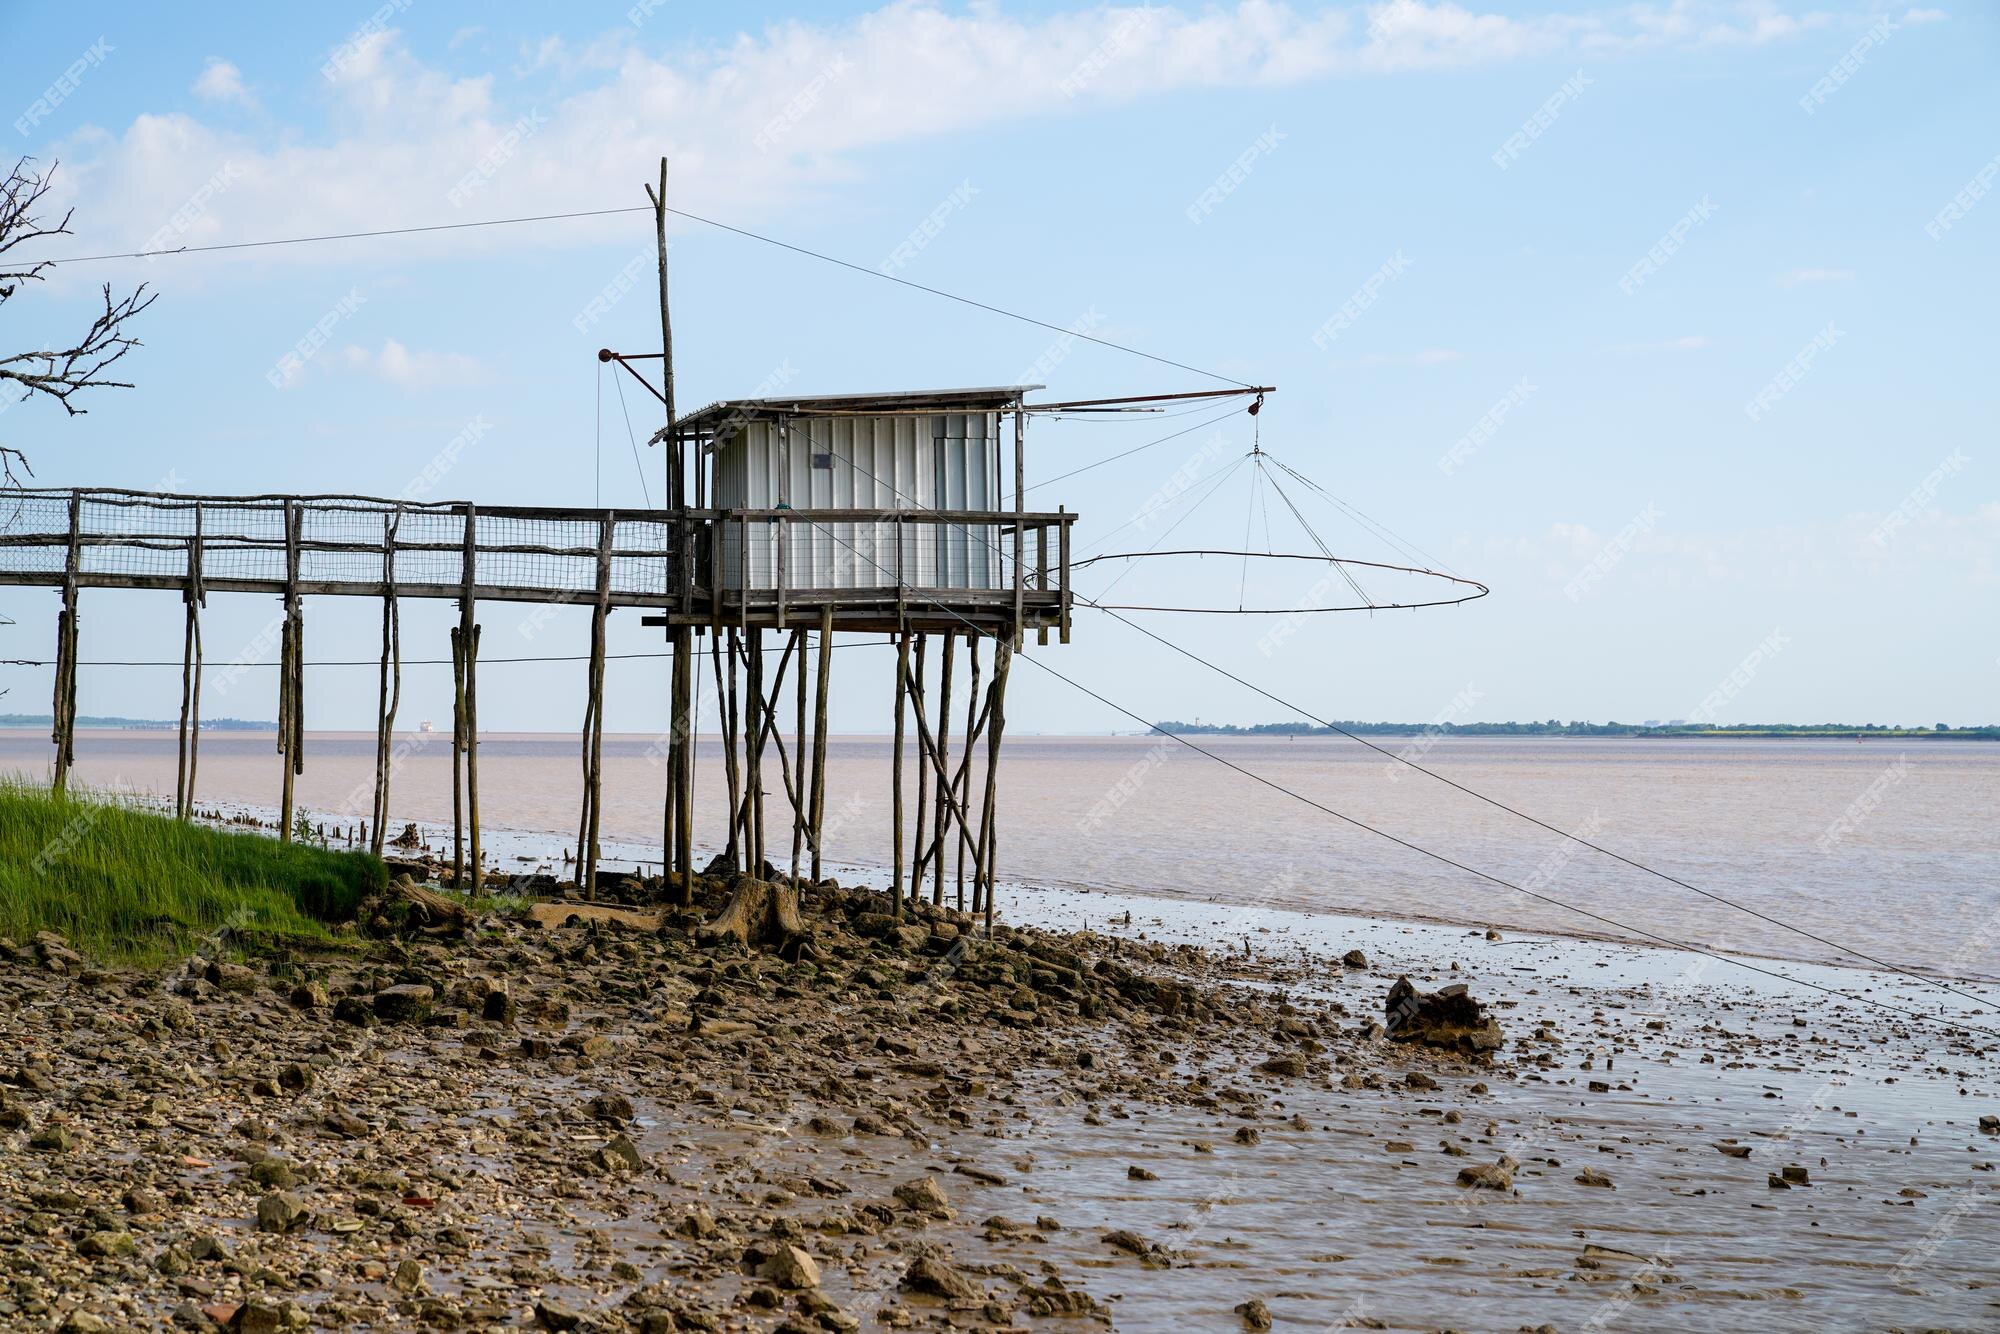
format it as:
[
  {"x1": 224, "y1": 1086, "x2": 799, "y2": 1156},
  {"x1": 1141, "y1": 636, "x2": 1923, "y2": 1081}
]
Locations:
[{"x1": 1, "y1": 156, "x2": 152, "y2": 484}]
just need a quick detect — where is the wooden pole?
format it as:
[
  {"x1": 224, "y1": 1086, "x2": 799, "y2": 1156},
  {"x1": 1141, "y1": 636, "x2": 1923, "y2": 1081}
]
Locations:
[
  {"x1": 808, "y1": 606, "x2": 832, "y2": 884},
  {"x1": 979, "y1": 636, "x2": 1014, "y2": 933},
  {"x1": 461, "y1": 506, "x2": 482, "y2": 892},
  {"x1": 647, "y1": 157, "x2": 694, "y2": 901},
  {"x1": 175, "y1": 517, "x2": 205, "y2": 821},
  {"x1": 789, "y1": 626, "x2": 807, "y2": 886},
  {"x1": 910, "y1": 634, "x2": 930, "y2": 888},
  {"x1": 891, "y1": 630, "x2": 909, "y2": 918},
  {"x1": 451, "y1": 625, "x2": 466, "y2": 885},
  {"x1": 370, "y1": 511, "x2": 401, "y2": 857},
  {"x1": 582, "y1": 514, "x2": 614, "y2": 899},
  {"x1": 930, "y1": 630, "x2": 955, "y2": 905},
  {"x1": 278, "y1": 500, "x2": 302, "y2": 843},
  {"x1": 745, "y1": 630, "x2": 765, "y2": 874},
  {"x1": 52, "y1": 490, "x2": 80, "y2": 794},
  {"x1": 955, "y1": 635, "x2": 982, "y2": 911},
  {"x1": 715, "y1": 628, "x2": 742, "y2": 873}
]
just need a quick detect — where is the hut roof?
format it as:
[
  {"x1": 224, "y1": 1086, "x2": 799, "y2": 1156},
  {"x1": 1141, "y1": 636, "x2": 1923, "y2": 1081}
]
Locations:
[{"x1": 667, "y1": 385, "x2": 1041, "y2": 439}]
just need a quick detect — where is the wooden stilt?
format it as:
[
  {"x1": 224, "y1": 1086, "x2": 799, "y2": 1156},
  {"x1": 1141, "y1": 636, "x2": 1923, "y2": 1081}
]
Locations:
[
  {"x1": 745, "y1": 630, "x2": 766, "y2": 873},
  {"x1": 51, "y1": 490, "x2": 80, "y2": 795},
  {"x1": 979, "y1": 636, "x2": 1015, "y2": 934},
  {"x1": 808, "y1": 607, "x2": 832, "y2": 884},
  {"x1": 370, "y1": 511, "x2": 401, "y2": 856},
  {"x1": 955, "y1": 635, "x2": 982, "y2": 912},
  {"x1": 930, "y1": 631, "x2": 955, "y2": 905},
  {"x1": 278, "y1": 500, "x2": 304, "y2": 844},
  {"x1": 175, "y1": 517, "x2": 205, "y2": 821},
  {"x1": 910, "y1": 634, "x2": 930, "y2": 890},
  {"x1": 461, "y1": 506, "x2": 483, "y2": 892},
  {"x1": 790, "y1": 626, "x2": 807, "y2": 886},
  {"x1": 581, "y1": 514, "x2": 614, "y2": 899},
  {"x1": 673, "y1": 626, "x2": 694, "y2": 899},
  {"x1": 891, "y1": 630, "x2": 909, "y2": 918},
  {"x1": 451, "y1": 625, "x2": 467, "y2": 885},
  {"x1": 715, "y1": 628, "x2": 742, "y2": 873}
]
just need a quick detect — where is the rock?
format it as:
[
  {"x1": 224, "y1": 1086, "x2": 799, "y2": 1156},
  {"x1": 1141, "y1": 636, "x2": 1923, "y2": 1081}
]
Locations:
[
  {"x1": 587, "y1": 1093, "x2": 634, "y2": 1122},
  {"x1": 535, "y1": 1299, "x2": 584, "y2": 1331},
  {"x1": 893, "y1": 1176, "x2": 951, "y2": 1213},
  {"x1": 1233, "y1": 1126, "x2": 1260, "y2": 1145},
  {"x1": 323, "y1": 1106, "x2": 371, "y2": 1138},
  {"x1": 1575, "y1": 1167, "x2": 1615, "y2": 1188},
  {"x1": 30, "y1": 1124, "x2": 76, "y2": 1152},
  {"x1": 331, "y1": 996, "x2": 377, "y2": 1028},
  {"x1": 1235, "y1": 1298, "x2": 1274, "y2": 1329},
  {"x1": 1383, "y1": 977, "x2": 1504, "y2": 1054},
  {"x1": 1767, "y1": 1173, "x2": 1792, "y2": 1189},
  {"x1": 392, "y1": 1258, "x2": 426, "y2": 1293},
  {"x1": 207, "y1": 962, "x2": 259, "y2": 993},
  {"x1": 900, "y1": 1252, "x2": 982, "y2": 1301},
  {"x1": 1342, "y1": 949, "x2": 1368, "y2": 969},
  {"x1": 255, "y1": 1190, "x2": 310, "y2": 1233},
  {"x1": 231, "y1": 1299, "x2": 285, "y2": 1334},
  {"x1": 1714, "y1": 1142, "x2": 1752, "y2": 1158},
  {"x1": 1128, "y1": 1165, "x2": 1158, "y2": 1181},
  {"x1": 1256, "y1": 1053, "x2": 1305, "y2": 1077},
  {"x1": 593, "y1": 1134, "x2": 644, "y2": 1173},
  {"x1": 1456, "y1": 1157, "x2": 1516, "y2": 1191},
  {"x1": 1405, "y1": 1071, "x2": 1439, "y2": 1091},
  {"x1": 58, "y1": 1314, "x2": 112, "y2": 1334},
  {"x1": 122, "y1": 1185, "x2": 167, "y2": 1215},
  {"x1": 372, "y1": 984, "x2": 435, "y2": 1023},
  {"x1": 1979, "y1": 1114, "x2": 1999, "y2": 1134},
  {"x1": 289, "y1": 982, "x2": 327, "y2": 1009},
  {"x1": 482, "y1": 989, "x2": 517, "y2": 1023},
  {"x1": 757, "y1": 1243, "x2": 822, "y2": 1289},
  {"x1": 249, "y1": 1158, "x2": 297, "y2": 1189},
  {"x1": 78, "y1": 1230, "x2": 137, "y2": 1258},
  {"x1": 1781, "y1": 1165, "x2": 1811, "y2": 1185}
]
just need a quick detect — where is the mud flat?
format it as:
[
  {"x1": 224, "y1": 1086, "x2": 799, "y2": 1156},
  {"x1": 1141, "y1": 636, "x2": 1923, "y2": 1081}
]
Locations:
[{"x1": 2, "y1": 861, "x2": 1995, "y2": 1333}]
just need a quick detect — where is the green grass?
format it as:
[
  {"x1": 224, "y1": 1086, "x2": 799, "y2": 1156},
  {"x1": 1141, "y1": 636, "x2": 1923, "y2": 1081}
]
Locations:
[{"x1": 0, "y1": 776, "x2": 387, "y2": 965}]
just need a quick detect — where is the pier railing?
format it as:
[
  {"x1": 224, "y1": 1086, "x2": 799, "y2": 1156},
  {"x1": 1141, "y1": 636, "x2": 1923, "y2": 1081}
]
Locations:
[{"x1": 0, "y1": 488, "x2": 1075, "y2": 632}]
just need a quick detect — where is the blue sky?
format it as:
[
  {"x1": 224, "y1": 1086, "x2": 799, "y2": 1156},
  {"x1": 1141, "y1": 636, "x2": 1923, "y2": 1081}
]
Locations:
[{"x1": 1, "y1": 1, "x2": 1994, "y2": 734}]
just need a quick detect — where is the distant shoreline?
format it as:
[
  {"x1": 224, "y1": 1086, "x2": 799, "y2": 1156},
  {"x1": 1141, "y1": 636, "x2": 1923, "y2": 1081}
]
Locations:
[{"x1": 1154, "y1": 720, "x2": 2000, "y2": 740}]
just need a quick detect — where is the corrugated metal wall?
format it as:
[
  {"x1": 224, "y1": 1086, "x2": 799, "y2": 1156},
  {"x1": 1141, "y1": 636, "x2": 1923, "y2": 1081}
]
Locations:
[{"x1": 714, "y1": 412, "x2": 1001, "y2": 592}]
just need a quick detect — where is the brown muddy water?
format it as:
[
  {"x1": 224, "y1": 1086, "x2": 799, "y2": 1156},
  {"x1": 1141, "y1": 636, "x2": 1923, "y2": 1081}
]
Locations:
[{"x1": 5, "y1": 730, "x2": 1995, "y2": 979}]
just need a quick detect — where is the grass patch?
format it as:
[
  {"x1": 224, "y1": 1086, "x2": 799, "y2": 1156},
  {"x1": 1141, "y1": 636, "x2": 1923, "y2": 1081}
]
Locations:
[{"x1": 0, "y1": 776, "x2": 387, "y2": 966}]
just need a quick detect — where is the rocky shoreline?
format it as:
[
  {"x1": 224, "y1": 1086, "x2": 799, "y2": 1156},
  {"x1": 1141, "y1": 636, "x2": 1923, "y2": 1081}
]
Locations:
[{"x1": 4, "y1": 869, "x2": 1996, "y2": 1333}]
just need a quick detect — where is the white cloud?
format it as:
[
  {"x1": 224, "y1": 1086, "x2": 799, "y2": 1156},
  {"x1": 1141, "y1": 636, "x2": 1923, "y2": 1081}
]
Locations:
[
  {"x1": 43, "y1": 3, "x2": 1839, "y2": 270},
  {"x1": 1901, "y1": 7, "x2": 1947, "y2": 23},
  {"x1": 192, "y1": 58, "x2": 251, "y2": 106},
  {"x1": 1615, "y1": 335, "x2": 1709, "y2": 352},
  {"x1": 1778, "y1": 267, "x2": 1853, "y2": 286},
  {"x1": 338, "y1": 339, "x2": 487, "y2": 389}
]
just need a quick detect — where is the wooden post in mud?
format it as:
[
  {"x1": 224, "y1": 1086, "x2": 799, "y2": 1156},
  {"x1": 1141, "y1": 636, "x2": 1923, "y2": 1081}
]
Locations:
[
  {"x1": 277, "y1": 500, "x2": 303, "y2": 843},
  {"x1": 450, "y1": 626, "x2": 467, "y2": 885},
  {"x1": 715, "y1": 629, "x2": 742, "y2": 872},
  {"x1": 808, "y1": 607, "x2": 832, "y2": 883},
  {"x1": 929, "y1": 631, "x2": 956, "y2": 905},
  {"x1": 978, "y1": 636, "x2": 1014, "y2": 933},
  {"x1": 648, "y1": 157, "x2": 695, "y2": 901},
  {"x1": 175, "y1": 515, "x2": 206, "y2": 821},
  {"x1": 50, "y1": 490, "x2": 81, "y2": 795},
  {"x1": 369, "y1": 511, "x2": 401, "y2": 857},
  {"x1": 790, "y1": 626, "x2": 807, "y2": 886},
  {"x1": 744, "y1": 631, "x2": 766, "y2": 873},
  {"x1": 955, "y1": 635, "x2": 983, "y2": 911},
  {"x1": 581, "y1": 513, "x2": 614, "y2": 899},
  {"x1": 460, "y1": 506, "x2": 483, "y2": 891},
  {"x1": 891, "y1": 630, "x2": 909, "y2": 918},
  {"x1": 910, "y1": 634, "x2": 930, "y2": 889}
]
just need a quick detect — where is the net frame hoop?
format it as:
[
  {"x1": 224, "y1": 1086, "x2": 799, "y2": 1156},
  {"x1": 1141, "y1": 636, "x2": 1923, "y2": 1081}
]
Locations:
[{"x1": 1071, "y1": 548, "x2": 1489, "y2": 614}]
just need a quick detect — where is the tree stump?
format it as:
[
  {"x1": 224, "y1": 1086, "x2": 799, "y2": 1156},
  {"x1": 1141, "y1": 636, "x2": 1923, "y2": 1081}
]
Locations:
[{"x1": 697, "y1": 878, "x2": 810, "y2": 956}]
